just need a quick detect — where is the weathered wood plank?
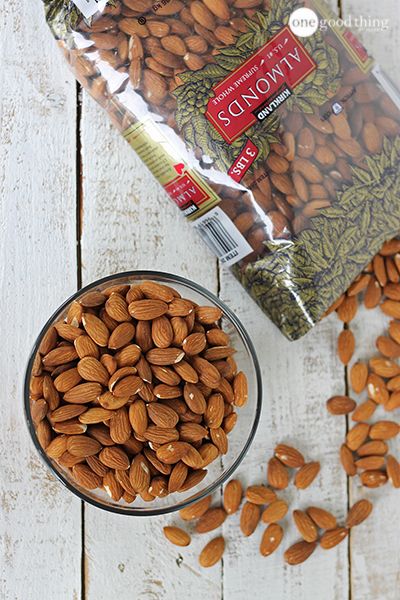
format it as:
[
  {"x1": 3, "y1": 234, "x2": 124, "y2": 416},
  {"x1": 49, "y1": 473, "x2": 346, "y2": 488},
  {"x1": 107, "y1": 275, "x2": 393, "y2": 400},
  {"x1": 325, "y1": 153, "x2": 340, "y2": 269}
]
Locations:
[
  {"x1": 337, "y1": 2, "x2": 400, "y2": 598},
  {"x1": 80, "y1": 95, "x2": 220, "y2": 600},
  {"x1": 0, "y1": 2, "x2": 81, "y2": 599}
]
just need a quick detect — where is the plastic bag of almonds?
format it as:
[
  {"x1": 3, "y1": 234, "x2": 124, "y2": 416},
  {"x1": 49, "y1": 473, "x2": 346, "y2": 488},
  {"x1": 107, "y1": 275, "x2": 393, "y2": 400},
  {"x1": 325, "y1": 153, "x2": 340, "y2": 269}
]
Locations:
[{"x1": 43, "y1": 0, "x2": 400, "y2": 339}]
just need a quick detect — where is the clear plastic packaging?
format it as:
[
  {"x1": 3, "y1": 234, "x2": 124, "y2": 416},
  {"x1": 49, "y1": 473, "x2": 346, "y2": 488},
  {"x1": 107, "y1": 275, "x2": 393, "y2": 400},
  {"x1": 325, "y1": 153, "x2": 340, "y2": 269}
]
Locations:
[{"x1": 43, "y1": 0, "x2": 400, "y2": 339}]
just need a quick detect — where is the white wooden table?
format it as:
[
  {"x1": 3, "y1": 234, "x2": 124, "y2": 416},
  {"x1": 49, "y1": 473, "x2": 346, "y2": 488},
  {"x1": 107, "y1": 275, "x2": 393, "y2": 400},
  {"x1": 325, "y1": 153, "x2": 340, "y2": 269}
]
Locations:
[{"x1": 1, "y1": 2, "x2": 400, "y2": 598}]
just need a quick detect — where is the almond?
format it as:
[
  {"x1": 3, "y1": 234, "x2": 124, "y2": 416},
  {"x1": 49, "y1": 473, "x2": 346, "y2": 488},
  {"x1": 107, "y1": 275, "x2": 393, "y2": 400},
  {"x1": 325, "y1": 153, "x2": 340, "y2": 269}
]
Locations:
[
  {"x1": 340, "y1": 444, "x2": 357, "y2": 476},
  {"x1": 105, "y1": 293, "x2": 130, "y2": 322},
  {"x1": 369, "y1": 357, "x2": 400, "y2": 378},
  {"x1": 240, "y1": 501, "x2": 260, "y2": 537},
  {"x1": 129, "y1": 453, "x2": 150, "y2": 492},
  {"x1": 320, "y1": 527, "x2": 348, "y2": 549},
  {"x1": 109, "y1": 407, "x2": 131, "y2": 444},
  {"x1": 360, "y1": 470, "x2": 388, "y2": 488},
  {"x1": 99, "y1": 446, "x2": 130, "y2": 470},
  {"x1": 78, "y1": 407, "x2": 113, "y2": 424},
  {"x1": 199, "y1": 536, "x2": 225, "y2": 568},
  {"x1": 147, "y1": 403, "x2": 179, "y2": 428},
  {"x1": 260, "y1": 523, "x2": 284, "y2": 557},
  {"x1": 179, "y1": 495, "x2": 212, "y2": 520},
  {"x1": 369, "y1": 420, "x2": 400, "y2": 440},
  {"x1": 191, "y1": 356, "x2": 221, "y2": 388},
  {"x1": 42, "y1": 345, "x2": 78, "y2": 367},
  {"x1": 246, "y1": 485, "x2": 277, "y2": 505},
  {"x1": 337, "y1": 330, "x2": 355, "y2": 364},
  {"x1": 152, "y1": 316, "x2": 174, "y2": 348},
  {"x1": 64, "y1": 382, "x2": 102, "y2": 404},
  {"x1": 267, "y1": 457, "x2": 289, "y2": 490},
  {"x1": 128, "y1": 299, "x2": 168, "y2": 320},
  {"x1": 66, "y1": 435, "x2": 101, "y2": 457},
  {"x1": 357, "y1": 440, "x2": 388, "y2": 457},
  {"x1": 367, "y1": 373, "x2": 388, "y2": 404},
  {"x1": 147, "y1": 347, "x2": 185, "y2": 365},
  {"x1": 294, "y1": 461, "x2": 320, "y2": 489},
  {"x1": 163, "y1": 526, "x2": 191, "y2": 547},
  {"x1": 77, "y1": 357, "x2": 109, "y2": 385},
  {"x1": 233, "y1": 371, "x2": 248, "y2": 407},
  {"x1": 354, "y1": 456, "x2": 385, "y2": 470},
  {"x1": 293, "y1": 510, "x2": 318, "y2": 542},
  {"x1": 307, "y1": 506, "x2": 337, "y2": 530},
  {"x1": 108, "y1": 322, "x2": 135, "y2": 350},
  {"x1": 326, "y1": 395, "x2": 356, "y2": 415},
  {"x1": 129, "y1": 399, "x2": 148, "y2": 435},
  {"x1": 82, "y1": 313, "x2": 110, "y2": 347},
  {"x1": 156, "y1": 441, "x2": 191, "y2": 464},
  {"x1": 223, "y1": 479, "x2": 243, "y2": 514},
  {"x1": 168, "y1": 461, "x2": 188, "y2": 492},
  {"x1": 261, "y1": 499, "x2": 288, "y2": 523},
  {"x1": 284, "y1": 541, "x2": 317, "y2": 565},
  {"x1": 274, "y1": 444, "x2": 304, "y2": 468},
  {"x1": 46, "y1": 435, "x2": 68, "y2": 459},
  {"x1": 204, "y1": 393, "x2": 225, "y2": 429},
  {"x1": 351, "y1": 399, "x2": 377, "y2": 422},
  {"x1": 72, "y1": 464, "x2": 103, "y2": 489},
  {"x1": 196, "y1": 507, "x2": 227, "y2": 533},
  {"x1": 346, "y1": 423, "x2": 370, "y2": 451},
  {"x1": 346, "y1": 499, "x2": 373, "y2": 527},
  {"x1": 386, "y1": 455, "x2": 400, "y2": 488},
  {"x1": 50, "y1": 404, "x2": 86, "y2": 422},
  {"x1": 209, "y1": 427, "x2": 228, "y2": 454}
]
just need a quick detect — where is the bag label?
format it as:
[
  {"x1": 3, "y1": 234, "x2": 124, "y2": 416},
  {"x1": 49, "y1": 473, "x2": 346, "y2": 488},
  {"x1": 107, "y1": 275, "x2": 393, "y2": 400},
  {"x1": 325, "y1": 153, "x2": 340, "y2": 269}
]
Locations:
[
  {"x1": 71, "y1": 0, "x2": 107, "y2": 19},
  {"x1": 193, "y1": 207, "x2": 253, "y2": 267},
  {"x1": 205, "y1": 26, "x2": 316, "y2": 144},
  {"x1": 123, "y1": 119, "x2": 220, "y2": 221},
  {"x1": 228, "y1": 140, "x2": 259, "y2": 183}
]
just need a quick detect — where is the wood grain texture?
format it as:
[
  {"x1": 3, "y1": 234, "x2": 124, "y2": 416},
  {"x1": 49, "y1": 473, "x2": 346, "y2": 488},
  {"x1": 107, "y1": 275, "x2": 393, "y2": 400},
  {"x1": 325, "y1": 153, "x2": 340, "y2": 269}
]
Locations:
[
  {"x1": 80, "y1": 93, "x2": 220, "y2": 600},
  {"x1": 0, "y1": 2, "x2": 81, "y2": 599},
  {"x1": 220, "y1": 275, "x2": 347, "y2": 600},
  {"x1": 340, "y1": 2, "x2": 400, "y2": 598}
]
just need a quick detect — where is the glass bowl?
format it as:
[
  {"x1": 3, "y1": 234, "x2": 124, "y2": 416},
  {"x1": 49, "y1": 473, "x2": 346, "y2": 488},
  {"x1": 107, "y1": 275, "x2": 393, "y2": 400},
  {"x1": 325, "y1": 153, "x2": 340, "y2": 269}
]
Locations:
[{"x1": 24, "y1": 271, "x2": 262, "y2": 515}]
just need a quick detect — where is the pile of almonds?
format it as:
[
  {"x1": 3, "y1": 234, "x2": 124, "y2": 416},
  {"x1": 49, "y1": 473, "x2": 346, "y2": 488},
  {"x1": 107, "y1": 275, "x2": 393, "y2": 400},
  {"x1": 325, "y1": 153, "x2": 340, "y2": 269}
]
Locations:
[
  {"x1": 29, "y1": 280, "x2": 248, "y2": 503},
  {"x1": 325, "y1": 237, "x2": 400, "y2": 490},
  {"x1": 163, "y1": 443, "x2": 373, "y2": 567}
]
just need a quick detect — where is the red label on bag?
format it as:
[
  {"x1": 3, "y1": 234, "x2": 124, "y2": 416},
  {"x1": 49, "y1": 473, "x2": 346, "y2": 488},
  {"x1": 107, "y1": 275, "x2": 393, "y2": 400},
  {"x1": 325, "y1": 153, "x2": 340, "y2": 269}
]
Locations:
[
  {"x1": 228, "y1": 140, "x2": 259, "y2": 183},
  {"x1": 165, "y1": 172, "x2": 210, "y2": 216},
  {"x1": 205, "y1": 27, "x2": 316, "y2": 144},
  {"x1": 343, "y1": 30, "x2": 369, "y2": 63}
]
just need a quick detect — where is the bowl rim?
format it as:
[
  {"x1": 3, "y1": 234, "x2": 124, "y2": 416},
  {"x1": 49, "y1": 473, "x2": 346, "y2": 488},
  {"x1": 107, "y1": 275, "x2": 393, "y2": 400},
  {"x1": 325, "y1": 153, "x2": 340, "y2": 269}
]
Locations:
[{"x1": 24, "y1": 270, "x2": 262, "y2": 516}]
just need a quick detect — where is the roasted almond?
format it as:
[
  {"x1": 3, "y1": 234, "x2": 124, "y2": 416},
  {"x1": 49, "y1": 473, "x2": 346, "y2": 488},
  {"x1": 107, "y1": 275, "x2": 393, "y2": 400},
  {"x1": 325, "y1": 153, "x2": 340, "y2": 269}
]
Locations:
[
  {"x1": 284, "y1": 541, "x2": 317, "y2": 565},
  {"x1": 346, "y1": 423, "x2": 370, "y2": 451},
  {"x1": 267, "y1": 457, "x2": 289, "y2": 490},
  {"x1": 128, "y1": 299, "x2": 168, "y2": 320},
  {"x1": 360, "y1": 470, "x2": 388, "y2": 488},
  {"x1": 386, "y1": 455, "x2": 400, "y2": 488},
  {"x1": 99, "y1": 446, "x2": 130, "y2": 470},
  {"x1": 240, "y1": 501, "x2": 261, "y2": 537},
  {"x1": 274, "y1": 444, "x2": 304, "y2": 468},
  {"x1": 346, "y1": 499, "x2": 373, "y2": 527},
  {"x1": 260, "y1": 523, "x2": 284, "y2": 557},
  {"x1": 320, "y1": 527, "x2": 348, "y2": 549},
  {"x1": 196, "y1": 507, "x2": 227, "y2": 534},
  {"x1": 293, "y1": 510, "x2": 318, "y2": 542},
  {"x1": 261, "y1": 499, "x2": 288, "y2": 523},
  {"x1": 163, "y1": 526, "x2": 191, "y2": 547},
  {"x1": 223, "y1": 479, "x2": 243, "y2": 514},
  {"x1": 246, "y1": 485, "x2": 277, "y2": 505},
  {"x1": 199, "y1": 536, "x2": 225, "y2": 567},
  {"x1": 179, "y1": 495, "x2": 212, "y2": 520},
  {"x1": 294, "y1": 462, "x2": 320, "y2": 489},
  {"x1": 307, "y1": 506, "x2": 337, "y2": 530},
  {"x1": 326, "y1": 395, "x2": 356, "y2": 415}
]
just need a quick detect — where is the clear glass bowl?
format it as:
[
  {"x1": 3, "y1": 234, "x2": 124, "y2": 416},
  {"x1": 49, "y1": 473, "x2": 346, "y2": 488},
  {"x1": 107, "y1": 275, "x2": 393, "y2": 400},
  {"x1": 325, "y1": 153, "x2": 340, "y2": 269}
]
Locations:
[{"x1": 24, "y1": 271, "x2": 262, "y2": 515}]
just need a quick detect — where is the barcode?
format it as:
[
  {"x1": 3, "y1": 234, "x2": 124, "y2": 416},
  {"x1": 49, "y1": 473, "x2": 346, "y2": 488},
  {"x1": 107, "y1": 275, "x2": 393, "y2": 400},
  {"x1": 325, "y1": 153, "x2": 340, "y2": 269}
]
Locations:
[{"x1": 193, "y1": 207, "x2": 253, "y2": 268}]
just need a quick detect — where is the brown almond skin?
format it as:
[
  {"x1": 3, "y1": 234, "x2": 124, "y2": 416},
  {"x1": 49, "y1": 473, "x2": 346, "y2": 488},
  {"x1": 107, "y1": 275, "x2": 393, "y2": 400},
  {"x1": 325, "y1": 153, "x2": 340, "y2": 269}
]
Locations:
[
  {"x1": 360, "y1": 470, "x2": 388, "y2": 488},
  {"x1": 340, "y1": 444, "x2": 357, "y2": 476},
  {"x1": 346, "y1": 499, "x2": 373, "y2": 527},
  {"x1": 260, "y1": 523, "x2": 284, "y2": 557},
  {"x1": 199, "y1": 536, "x2": 225, "y2": 568},
  {"x1": 246, "y1": 485, "x2": 276, "y2": 505},
  {"x1": 196, "y1": 507, "x2": 227, "y2": 534},
  {"x1": 223, "y1": 479, "x2": 243, "y2": 514},
  {"x1": 294, "y1": 462, "x2": 320, "y2": 489},
  {"x1": 274, "y1": 444, "x2": 304, "y2": 468},
  {"x1": 261, "y1": 499, "x2": 288, "y2": 523},
  {"x1": 326, "y1": 395, "x2": 356, "y2": 415},
  {"x1": 267, "y1": 457, "x2": 289, "y2": 490},
  {"x1": 293, "y1": 510, "x2": 318, "y2": 542},
  {"x1": 386, "y1": 455, "x2": 400, "y2": 488},
  {"x1": 284, "y1": 541, "x2": 317, "y2": 565},
  {"x1": 320, "y1": 527, "x2": 348, "y2": 549},
  {"x1": 179, "y1": 495, "x2": 212, "y2": 520},
  {"x1": 163, "y1": 526, "x2": 191, "y2": 547},
  {"x1": 240, "y1": 502, "x2": 261, "y2": 537},
  {"x1": 306, "y1": 507, "x2": 337, "y2": 530}
]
